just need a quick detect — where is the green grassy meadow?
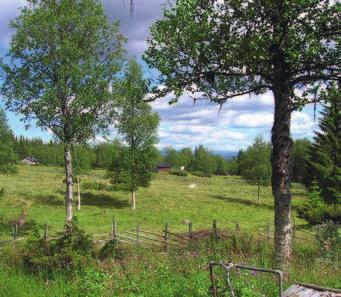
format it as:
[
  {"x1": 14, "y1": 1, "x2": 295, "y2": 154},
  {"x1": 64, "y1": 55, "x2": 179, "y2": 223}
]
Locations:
[
  {"x1": 0, "y1": 165, "x2": 340, "y2": 297},
  {"x1": 0, "y1": 165, "x2": 308, "y2": 238}
]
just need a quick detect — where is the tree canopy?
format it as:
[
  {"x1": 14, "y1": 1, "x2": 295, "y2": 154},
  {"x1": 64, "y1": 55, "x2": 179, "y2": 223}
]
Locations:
[
  {"x1": 309, "y1": 84, "x2": 341, "y2": 204},
  {"x1": 1, "y1": 0, "x2": 125, "y2": 223},
  {"x1": 0, "y1": 108, "x2": 17, "y2": 174},
  {"x1": 144, "y1": 0, "x2": 340, "y2": 267},
  {"x1": 108, "y1": 60, "x2": 160, "y2": 210}
]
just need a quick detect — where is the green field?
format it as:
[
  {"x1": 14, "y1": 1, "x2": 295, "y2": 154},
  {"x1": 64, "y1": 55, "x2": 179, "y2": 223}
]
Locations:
[
  {"x1": 1, "y1": 165, "x2": 340, "y2": 297},
  {"x1": 0, "y1": 165, "x2": 308, "y2": 238}
]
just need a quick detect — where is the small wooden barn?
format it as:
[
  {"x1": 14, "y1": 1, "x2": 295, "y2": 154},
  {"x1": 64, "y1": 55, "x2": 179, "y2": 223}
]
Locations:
[
  {"x1": 157, "y1": 162, "x2": 171, "y2": 173},
  {"x1": 21, "y1": 156, "x2": 40, "y2": 165},
  {"x1": 283, "y1": 283, "x2": 341, "y2": 297}
]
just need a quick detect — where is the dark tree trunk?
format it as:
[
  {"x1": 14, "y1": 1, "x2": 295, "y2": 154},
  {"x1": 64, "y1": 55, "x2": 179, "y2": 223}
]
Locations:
[
  {"x1": 271, "y1": 84, "x2": 293, "y2": 268},
  {"x1": 64, "y1": 145, "x2": 73, "y2": 223}
]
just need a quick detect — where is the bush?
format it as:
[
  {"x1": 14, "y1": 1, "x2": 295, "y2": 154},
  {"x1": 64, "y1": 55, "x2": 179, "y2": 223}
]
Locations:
[
  {"x1": 191, "y1": 170, "x2": 212, "y2": 178},
  {"x1": 316, "y1": 221, "x2": 341, "y2": 262},
  {"x1": 21, "y1": 218, "x2": 94, "y2": 275},
  {"x1": 169, "y1": 170, "x2": 188, "y2": 177},
  {"x1": 0, "y1": 188, "x2": 4, "y2": 197},
  {"x1": 297, "y1": 183, "x2": 341, "y2": 224},
  {"x1": 82, "y1": 181, "x2": 111, "y2": 191},
  {"x1": 325, "y1": 204, "x2": 341, "y2": 223},
  {"x1": 297, "y1": 183, "x2": 327, "y2": 224},
  {"x1": 98, "y1": 239, "x2": 126, "y2": 260}
]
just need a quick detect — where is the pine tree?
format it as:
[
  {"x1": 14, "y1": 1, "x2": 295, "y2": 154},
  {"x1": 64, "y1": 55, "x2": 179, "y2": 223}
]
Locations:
[
  {"x1": 215, "y1": 157, "x2": 227, "y2": 176},
  {"x1": 0, "y1": 109, "x2": 17, "y2": 174},
  {"x1": 309, "y1": 84, "x2": 341, "y2": 204},
  {"x1": 193, "y1": 145, "x2": 213, "y2": 177}
]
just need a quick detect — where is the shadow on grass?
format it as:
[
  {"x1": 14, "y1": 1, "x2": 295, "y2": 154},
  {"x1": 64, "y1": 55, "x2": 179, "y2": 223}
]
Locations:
[
  {"x1": 211, "y1": 195, "x2": 274, "y2": 211},
  {"x1": 81, "y1": 192, "x2": 129, "y2": 209}
]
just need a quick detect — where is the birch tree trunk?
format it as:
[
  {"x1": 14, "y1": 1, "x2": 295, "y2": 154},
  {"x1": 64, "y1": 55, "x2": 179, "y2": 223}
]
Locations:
[
  {"x1": 64, "y1": 145, "x2": 73, "y2": 223},
  {"x1": 272, "y1": 84, "x2": 293, "y2": 268}
]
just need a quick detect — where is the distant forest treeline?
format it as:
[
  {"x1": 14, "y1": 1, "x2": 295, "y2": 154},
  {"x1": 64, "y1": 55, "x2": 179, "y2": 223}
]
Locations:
[
  {"x1": 13, "y1": 136, "x2": 312, "y2": 184},
  {"x1": 13, "y1": 136, "x2": 118, "y2": 170}
]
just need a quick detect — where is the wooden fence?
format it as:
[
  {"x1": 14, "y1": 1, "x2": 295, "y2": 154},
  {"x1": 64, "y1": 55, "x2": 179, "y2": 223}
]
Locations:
[{"x1": 0, "y1": 218, "x2": 319, "y2": 250}]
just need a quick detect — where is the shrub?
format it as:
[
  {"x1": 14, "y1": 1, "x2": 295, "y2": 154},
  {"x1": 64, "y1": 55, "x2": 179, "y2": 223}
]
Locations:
[
  {"x1": 191, "y1": 170, "x2": 212, "y2": 178},
  {"x1": 0, "y1": 188, "x2": 4, "y2": 198},
  {"x1": 297, "y1": 183, "x2": 327, "y2": 224},
  {"x1": 98, "y1": 239, "x2": 126, "y2": 260},
  {"x1": 21, "y1": 218, "x2": 94, "y2": 275},
  {"x1": 325, "y1": 204, "x2": 341, "y2": 223},
  {"x1": 169, "y1": 170, "x2": 188, "y2": 176},
  {"x1": 316, "y1": 221, "x2": 341, "y2": 262},
  {"x1": 82, "y1": 181, "x2": 111, "y2": 191},
  {"x1": 297, "y1": 183, "x2": 341, "y2": 224}
]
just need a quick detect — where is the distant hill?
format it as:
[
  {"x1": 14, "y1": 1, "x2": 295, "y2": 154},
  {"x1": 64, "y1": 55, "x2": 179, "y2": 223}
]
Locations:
[{"x1": 211, "y1": 150, "x2": 237, "y2": 159}]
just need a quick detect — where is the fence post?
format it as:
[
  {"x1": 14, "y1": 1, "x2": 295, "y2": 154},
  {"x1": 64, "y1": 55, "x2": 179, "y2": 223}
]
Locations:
[
  {"x1": 12, "y1": 225, "x2": 15, "y2": 241},
  {"x1": 213, "y1": 219, "x2": 218, "y2": 239},
  {"x1": 266, "y1": 222, "x2": 270, "y2": 241},
  {"x1": 235, "y1": 221, "x2": 240, "y2": 235},
  {"x1": 44, "y1": 223, "x2": 48, "y2": 242},
  {"x1": 188, "y1": 221, "x2": 192, "y2": 239},
  {"x1": 293, "y1": 218, "x2": 296, "y2": 240},
  {"x1": 164, "y1": 222, "x2": 168, "y2": 252},
  {"x1": 111, "y1": 217, "x2": 116, "y2": 240}
]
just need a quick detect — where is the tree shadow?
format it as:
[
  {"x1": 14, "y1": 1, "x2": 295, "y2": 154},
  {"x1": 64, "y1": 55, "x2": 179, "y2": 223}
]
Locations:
[
  {"x1": 81, "y1": 191, "x2": 129, "y2": 209},
  {"x1": 211, "y1": 195, "x2": 274, "y2": 211},
  {"x1": 20, "y1": 193, "x2": 65, "y2": 206}
]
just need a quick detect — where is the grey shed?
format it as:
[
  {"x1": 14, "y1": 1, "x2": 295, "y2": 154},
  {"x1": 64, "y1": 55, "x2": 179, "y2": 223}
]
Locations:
[{"x1": 283, "y1": 283, "x2": 341, "y2": 297}]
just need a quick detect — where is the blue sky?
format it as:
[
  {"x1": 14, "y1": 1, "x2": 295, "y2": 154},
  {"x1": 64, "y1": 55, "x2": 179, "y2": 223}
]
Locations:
[{"x1": 0, "y1": 0, "x2": 319, "y2": 152}]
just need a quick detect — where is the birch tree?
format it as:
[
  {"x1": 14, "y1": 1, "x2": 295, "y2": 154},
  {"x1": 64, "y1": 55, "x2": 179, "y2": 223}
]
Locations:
[{"x1": 0, "y1": 0, "x2": 124, "y2": 224}]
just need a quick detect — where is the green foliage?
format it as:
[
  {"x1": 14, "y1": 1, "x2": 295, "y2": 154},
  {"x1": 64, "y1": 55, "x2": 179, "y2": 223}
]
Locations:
[
  {"x1": 239, "y1": 137, "x2": 272, "y2": 186},
  {"x1": 214, "y1": 156, "x2": 228, "y2": 176},
  {"x1": 316, "y1": 221, "x2": 341, "y2": 262},
  {"x1": 1, "y1": 0, "x2": 124, "y2": 145},
  {"x1": 169, "y1": 169, "x2": 188, "y2": 176},
  {"x1": 21, "y1": 219, "x2": 94, "y2": 275},
  {"x1": 163, "y1": 146, "x2": 184, "y2": 169},
  {"x1": 191, "y1": 170, "x2": 211, "y2": 178},
  {"x1": 192, "y1": 145, "x2": 213, "y2": 177},
  {"x1": 226, "y1": 158, "x2": 239, "y2": 176},
  {"x1": 290, "y1": 139, "x2": 312, "y2": 183},
  {"x1": 297, "y1": 183, "x2": 327, "y2": 225},
  {"x1": 108, "y1": 60, "x2": 160, "y2": 194},
  {"x1": 0, "y1": 109, "x2": 17, "y2": 175},
  {"x1": 98, "y1": 239, "x2": 126, "y2": 260},
  {"x1": 72, "y1": 145, "x2": 96, "y2": 175},
  {"x1": 94, "y1": 140, "x2": 121, "y2": 169},
  {"x1": 309, "y1": 84, "x2": 341, "y2": 204},
  {"x1": 79, "y1": 268, "x2": 109, "y2": 297},
  {"x1": 145, "y1": 0, "x2": 338, "y2": 107}
]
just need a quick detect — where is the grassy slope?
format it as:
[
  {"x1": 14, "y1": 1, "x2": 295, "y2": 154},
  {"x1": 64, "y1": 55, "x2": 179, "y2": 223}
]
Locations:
[{"x1": 0, "y1": 165, "x2": 307, "y2": 237}]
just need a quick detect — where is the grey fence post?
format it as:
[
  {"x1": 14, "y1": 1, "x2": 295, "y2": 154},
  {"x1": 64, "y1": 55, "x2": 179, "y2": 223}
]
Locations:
[
  {"x1": 213, "y1": 219, "x2": 218, "y2": 239},
  {"x1": 266, "y1": 222, "x2": 270, "y2": 241},
  {"x1": 44, "y1": 223, "x2": 49, "y2": 241},
  {"x1": 111, "y1": 217, "x2": 116, "y2": 240},
  {"x1": 164, "y1": 222, "x2": 168, "y2": 252}
]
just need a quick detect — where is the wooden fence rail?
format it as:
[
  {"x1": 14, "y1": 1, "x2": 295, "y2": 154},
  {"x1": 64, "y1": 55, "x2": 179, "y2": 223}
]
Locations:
[{"x1": 0, "y1": 218, "x2": 320, "y2": 251}]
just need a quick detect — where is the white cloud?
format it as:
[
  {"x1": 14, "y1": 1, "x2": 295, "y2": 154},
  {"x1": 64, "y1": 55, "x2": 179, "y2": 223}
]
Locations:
[{"x1": 231, "y1": 112, "x2": 273, "y2": 128}]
